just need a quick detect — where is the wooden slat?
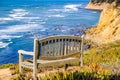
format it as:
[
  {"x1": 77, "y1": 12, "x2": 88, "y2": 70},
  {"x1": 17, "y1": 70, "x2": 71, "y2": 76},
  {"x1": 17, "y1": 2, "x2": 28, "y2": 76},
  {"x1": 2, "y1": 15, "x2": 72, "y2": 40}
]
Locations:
[
  {"x1": 75, "y1": 40, "x2": 77, "y2": 53},
  {"x1": 39, "y1": 52, "x2": 80, "y2": 60},
  {"x1": 71, "y1": 39, "x2": 74, "y2": 53},
  {"x1": 48, "y1": 40, "x2": 50, "y2": 56},
  {"x1": 49, "y1": 40, "x2": 53, "y2": 56},
  {"x1": 54, "y1": 39, "x2": 56, "y2": 56},
  {"x1": 39, "y1": 35, "x2": 81, "y2": 43},
  {"x1": 67, "y1": 39, "x2": 70, "y2": 54},
  {"x1": 57, "y1": 39, "x2": 60, "y2": 56},
  {"x1": 73, "y1": 40, "x2": 76, "y2": 53},
  {"x1": 52, "y1": 40, "x2": 55, "y2": 56},
  {"x1": 80, "y1": 35, "x2": 84, "y2": 66},
  {"x1": 44, "y1": 42, "x2": 46, "y2": 56},
  {"x1": 69, "y1": 39, "x2": 72, "y2": 54},
  {"x1": 42, "y1": 42, "x2": 44, "y2": 56},
  {"x1": 40, "y1": 43, "x2": 42, "y2": 56},
  {"x1": 64, "y1": 39, "x2": 66, "y2": 56},
  {"x1": 56, "y1": 39, "x2": 58, "y2": 56},
  {"x1": 77, "y1": 40, "x2": 80, "y2": 52},
  {"x1": 46, "y1": 41, "x2": 49, "y2": 56},
  {"x1": 61, "y1": 39, "x2": 64, "y2": 56},
  {"x1": 37, "y1": 57, "x2": 79, "y2": 64},
  {"x1": 66, "y1": 39, "x2": 69, "y2": 55}
]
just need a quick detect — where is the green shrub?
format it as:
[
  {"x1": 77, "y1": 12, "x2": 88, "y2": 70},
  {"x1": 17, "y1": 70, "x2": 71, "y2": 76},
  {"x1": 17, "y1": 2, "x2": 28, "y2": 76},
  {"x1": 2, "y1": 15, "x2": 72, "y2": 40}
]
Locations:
[
  {"x1": 39, "y1": 64, "x2": 111, "y2": 80},
  {"x1": 0, "y1": 64, "x2": 14, "y2": 69}
]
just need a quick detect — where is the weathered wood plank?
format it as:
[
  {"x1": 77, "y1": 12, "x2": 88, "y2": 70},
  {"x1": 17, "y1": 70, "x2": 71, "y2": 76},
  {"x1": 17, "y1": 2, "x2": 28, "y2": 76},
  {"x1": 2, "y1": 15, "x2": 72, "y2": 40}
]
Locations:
[
  {"x1": 69, "y1": 39, "x2": 72, "y2": 54},
  {"x1": 58, "y1": 39, "x2": 60, "y2": 56},
  {"x1": 64, "y1": 39, "x2": 66, "y2": 56},
  {"x1": 71, "y1": 39, "x2": 74, "y2": 53},
  {"x1": 66, "y1": 39, "x2": 69, "y2": 55},
  {"x1": 33, "y1": 39, "x2": 39, "y2": 80},
  {"x1": 46, "y1": 41, "x2": 49, "y2": 56},
  {"x1": 39, "y1": 35, "x2": 81, "y2": 43},
  {"x1": 61, "y1": 39, "x2": 64, "y2": 56},
  {"x1": 19, "y1": 53, "x2": 22, "y2": 73},
  {"x1": 42, "y1": 42, "x2": 44, "y2": 56},
  {"x1": 75, "y1": 40, "x2": 77, "y2": 53},
  {"x1": 38, "y1": 52, "x2": 80, "y2": 60},
  {"x1": 80, "y1": 35, "x2": 84, "y2": 67}
]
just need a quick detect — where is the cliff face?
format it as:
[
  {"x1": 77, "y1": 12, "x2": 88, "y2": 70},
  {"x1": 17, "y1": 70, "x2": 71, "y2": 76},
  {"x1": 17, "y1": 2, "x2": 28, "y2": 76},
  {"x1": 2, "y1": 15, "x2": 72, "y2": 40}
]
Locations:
[
  {"x1": 90, "y1": 0, "x2": 120, "y2": 6},
  {"x1": 86, "y1": 0, "x2": 120, "y2": 10},
  {"x1": 85, "y1": 0, "x2": 120, "y2": 44}
]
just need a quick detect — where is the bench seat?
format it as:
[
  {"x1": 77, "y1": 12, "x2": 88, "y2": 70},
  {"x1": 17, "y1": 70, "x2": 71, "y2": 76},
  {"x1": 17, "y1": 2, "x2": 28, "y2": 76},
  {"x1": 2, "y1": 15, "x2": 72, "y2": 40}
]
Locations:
[{"x1": 22, "y1": 57, "x2": 79, "y2": 69}]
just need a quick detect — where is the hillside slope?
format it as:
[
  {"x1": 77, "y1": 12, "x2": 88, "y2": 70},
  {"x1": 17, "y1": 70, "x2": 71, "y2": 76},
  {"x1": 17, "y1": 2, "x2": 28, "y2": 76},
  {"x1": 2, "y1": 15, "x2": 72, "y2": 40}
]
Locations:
[{"x1": 85, "y1": 0, "x2": 120, "y2": 44}]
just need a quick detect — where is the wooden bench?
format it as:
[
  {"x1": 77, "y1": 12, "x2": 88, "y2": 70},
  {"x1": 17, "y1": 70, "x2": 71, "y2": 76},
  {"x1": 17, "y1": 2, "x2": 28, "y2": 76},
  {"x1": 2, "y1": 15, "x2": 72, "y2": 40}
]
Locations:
[{"x1": 18, "y1": 35, "x2": 84, "y2": 80}]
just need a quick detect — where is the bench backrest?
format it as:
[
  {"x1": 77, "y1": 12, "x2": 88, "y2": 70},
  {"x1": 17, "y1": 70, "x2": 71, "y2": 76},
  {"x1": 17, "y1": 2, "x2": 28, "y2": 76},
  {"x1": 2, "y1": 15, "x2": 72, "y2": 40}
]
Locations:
[{"x1": 34, "y1": 35, "x2": 84, "y2": 60}]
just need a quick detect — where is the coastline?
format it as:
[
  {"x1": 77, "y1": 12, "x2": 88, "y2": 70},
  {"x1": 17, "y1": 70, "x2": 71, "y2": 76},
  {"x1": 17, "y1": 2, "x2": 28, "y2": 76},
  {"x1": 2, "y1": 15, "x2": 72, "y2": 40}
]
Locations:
[
  {"x1": 85, "y1": 2, "x2": 120, "y2": 45},
  {"x1": 85, "y1": 2, "x2": 112, "y2": 10}
]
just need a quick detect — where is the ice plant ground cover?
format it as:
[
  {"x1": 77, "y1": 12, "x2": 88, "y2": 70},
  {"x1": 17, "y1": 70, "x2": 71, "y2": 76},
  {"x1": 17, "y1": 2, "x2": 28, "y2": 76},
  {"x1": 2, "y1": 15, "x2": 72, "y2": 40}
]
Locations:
[{"x1": 0, "y1": 40, "x2": 120, "y2": 80}]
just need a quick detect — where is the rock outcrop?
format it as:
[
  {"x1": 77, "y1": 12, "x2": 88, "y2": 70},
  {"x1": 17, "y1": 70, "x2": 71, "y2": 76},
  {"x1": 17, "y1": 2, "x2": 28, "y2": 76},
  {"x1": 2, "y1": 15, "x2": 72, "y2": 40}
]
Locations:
[{"x1": 85, "y1": 0, "x2": 120, "y2": 44}]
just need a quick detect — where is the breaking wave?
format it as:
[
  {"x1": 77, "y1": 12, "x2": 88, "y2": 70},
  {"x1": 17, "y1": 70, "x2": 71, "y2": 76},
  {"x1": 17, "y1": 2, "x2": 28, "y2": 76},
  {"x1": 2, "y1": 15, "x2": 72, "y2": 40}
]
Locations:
[
  {"x1": 0, "y1": 42, "x2": 12, "y2": 48},
  {"x1": 0, "y1": 23, "x2": 43, "y2": 33},
  {"x1": 64, "y1": 4, "x2": 82, "y2": 11},
  {"x1": 48, "y1": 14, "x2": 65, "y2": 18}
]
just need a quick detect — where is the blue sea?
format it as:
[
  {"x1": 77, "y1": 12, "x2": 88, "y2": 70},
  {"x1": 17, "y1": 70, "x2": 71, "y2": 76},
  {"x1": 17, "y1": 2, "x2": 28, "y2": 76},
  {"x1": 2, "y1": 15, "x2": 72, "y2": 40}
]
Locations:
[{"x1": 0, "y1": 0, "x2": 101, "y2": 65}]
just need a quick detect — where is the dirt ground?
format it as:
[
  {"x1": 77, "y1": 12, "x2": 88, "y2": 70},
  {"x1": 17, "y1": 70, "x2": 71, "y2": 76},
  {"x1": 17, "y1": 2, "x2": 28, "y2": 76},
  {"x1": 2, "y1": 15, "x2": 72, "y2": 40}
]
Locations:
[{"x1": 0, "y1": 68, "x2": 12, "y2": 80}]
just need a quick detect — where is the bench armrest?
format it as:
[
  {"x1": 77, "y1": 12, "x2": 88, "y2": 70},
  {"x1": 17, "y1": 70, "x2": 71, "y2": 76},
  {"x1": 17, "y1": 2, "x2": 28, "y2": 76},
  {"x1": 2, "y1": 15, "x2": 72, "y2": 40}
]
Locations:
[{"x1": 18, "y1": 50, "x2": 34, "y2": 56}]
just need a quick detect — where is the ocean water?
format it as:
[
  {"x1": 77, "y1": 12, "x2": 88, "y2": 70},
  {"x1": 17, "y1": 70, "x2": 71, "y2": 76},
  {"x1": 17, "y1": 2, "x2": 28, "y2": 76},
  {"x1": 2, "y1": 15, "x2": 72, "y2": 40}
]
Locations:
[{"x1": 0, "y1": 0, "x2": 101, "y2": 65}]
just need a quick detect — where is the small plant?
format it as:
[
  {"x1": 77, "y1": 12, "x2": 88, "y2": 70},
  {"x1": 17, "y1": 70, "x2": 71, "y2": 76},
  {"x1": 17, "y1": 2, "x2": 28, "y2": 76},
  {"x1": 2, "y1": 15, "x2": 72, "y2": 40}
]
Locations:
[
  {"x1": 0, "y1": 64, "x2": 14, "y2": 69},
  {"x1": 39, "y1": 64, "x2": 111, "y2": 80}
]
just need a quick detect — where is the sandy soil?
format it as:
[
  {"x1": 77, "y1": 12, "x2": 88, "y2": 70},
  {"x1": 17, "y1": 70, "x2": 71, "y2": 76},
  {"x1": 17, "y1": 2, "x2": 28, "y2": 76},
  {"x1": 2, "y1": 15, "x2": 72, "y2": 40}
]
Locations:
[{"x1": 0, "y1": 68, "x2": 12, "y2": 80}]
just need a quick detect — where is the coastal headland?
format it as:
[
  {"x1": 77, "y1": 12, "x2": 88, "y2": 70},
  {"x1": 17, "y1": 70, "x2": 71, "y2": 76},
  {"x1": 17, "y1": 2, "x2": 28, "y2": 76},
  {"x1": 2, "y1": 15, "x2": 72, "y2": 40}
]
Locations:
[
  {"x1": 0, "y1": 0, "x2": 120, "y2": 80},
  {"x1": 85, "y1": 0, "x2": 120, "y2": 44}
]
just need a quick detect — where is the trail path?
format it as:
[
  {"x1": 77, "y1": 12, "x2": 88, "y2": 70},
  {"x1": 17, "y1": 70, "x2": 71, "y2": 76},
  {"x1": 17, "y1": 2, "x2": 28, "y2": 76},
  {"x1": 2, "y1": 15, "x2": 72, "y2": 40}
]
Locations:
[{"x1": 0, "y1": 68, "x2": 12, "y2": 80}]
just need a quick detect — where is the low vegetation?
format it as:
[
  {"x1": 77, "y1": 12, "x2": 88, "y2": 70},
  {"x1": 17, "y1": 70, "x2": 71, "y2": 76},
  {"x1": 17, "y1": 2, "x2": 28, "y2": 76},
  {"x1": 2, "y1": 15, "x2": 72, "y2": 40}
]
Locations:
[{"x1": 0, "y1": 40, "x2": 120, "y2": 80}]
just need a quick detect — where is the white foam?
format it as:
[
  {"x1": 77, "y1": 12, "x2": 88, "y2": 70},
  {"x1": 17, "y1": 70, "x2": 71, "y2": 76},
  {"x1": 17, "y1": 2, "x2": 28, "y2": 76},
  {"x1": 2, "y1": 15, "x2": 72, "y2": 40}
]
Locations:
[
  {"x1": 0, "y1": 35, "x2": 22, "y2": 40},
  {"x1": 92, "y1": 11, "x2": 97, "y2": 13},
  {"x1": 0, "y1": 42, "x2": 12, "y2": 48},
  {"x1": 48, "y1": 14, "x2": 65, "y2": 18},
  {"x1": 0, "y1": 17, "x2": 13, "y2": 21},
  {"x1": 48, "y1": 9, "x2": 61, "y2": 12},
  {"x1": 0, "y1": 23, "x2": 43, "y2": 33},
  {"x1": 9, "y1": 8, "x2": 29, "y2": 19},
  {"x1": 23, "y1": 17, "x2": 40, "y2": 19},
  {"x1": 64, "y1": 4, "x2": 82, "y2": 11},
  {"x1": 40, "y1": 28, "x2": 47, "y2": 31},
  {"x1": 12, "y1": 9, "x2": 26, "y2": 12}
]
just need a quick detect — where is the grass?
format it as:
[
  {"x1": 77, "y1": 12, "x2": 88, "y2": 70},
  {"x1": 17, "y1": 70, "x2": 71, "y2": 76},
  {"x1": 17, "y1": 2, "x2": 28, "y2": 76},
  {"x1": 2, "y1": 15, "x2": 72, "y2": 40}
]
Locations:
[
  {"x1": 1, "y1": 40, "x2": 120, "y2": 80},
  {"x1": 0, "y1": 64, "x2": 14, "y2": 69},
  {"x1": 39, "y1": 64, "x2": 111, "y2": 80},
  {"x1": 84, "y1": 40, "x2": 120, "y2": 64}
]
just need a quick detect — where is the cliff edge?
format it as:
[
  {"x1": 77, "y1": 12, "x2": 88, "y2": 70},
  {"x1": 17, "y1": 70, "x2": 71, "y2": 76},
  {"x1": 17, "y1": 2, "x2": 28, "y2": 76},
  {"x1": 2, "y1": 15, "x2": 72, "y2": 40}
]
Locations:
[{"x1": 85, "y1": 0, "x2": 120, "y2": 44}]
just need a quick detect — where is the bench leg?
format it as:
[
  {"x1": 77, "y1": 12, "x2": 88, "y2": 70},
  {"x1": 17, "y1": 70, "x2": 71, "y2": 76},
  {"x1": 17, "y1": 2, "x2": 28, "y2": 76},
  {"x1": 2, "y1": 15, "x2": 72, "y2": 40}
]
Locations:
[
  {"x1": 33, "y1": 68, "x2": 37, "y2": 80},
  {"x1": 19, "y1": 53, "x2": 22, "y2": 73},
  {"x1": 64, "y1": 64, "x2": 68, "y2": 70},
  {"x1": 33, "y1": 56, "x2": 37, "y2": 80}
]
